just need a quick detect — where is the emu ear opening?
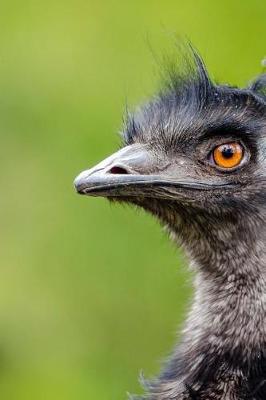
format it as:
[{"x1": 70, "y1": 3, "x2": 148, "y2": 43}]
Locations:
[{"x1": 248, "y1": 73, "x2": 266, "y2": 97}]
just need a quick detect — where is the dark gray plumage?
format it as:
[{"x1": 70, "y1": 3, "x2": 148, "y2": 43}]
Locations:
[{"x1": 74, "y1": 46, "x2": 266, "y2": 399}]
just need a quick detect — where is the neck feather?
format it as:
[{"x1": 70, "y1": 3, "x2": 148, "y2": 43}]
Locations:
[{"x1": 153, "y1": 207, "x2": 266, "y2": 398}]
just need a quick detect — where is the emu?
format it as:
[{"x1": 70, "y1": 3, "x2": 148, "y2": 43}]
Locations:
[{"x1": 74, "y1": 48, "x2": 266, "y2": 399}]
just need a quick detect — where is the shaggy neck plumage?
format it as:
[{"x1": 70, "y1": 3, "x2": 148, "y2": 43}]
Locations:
[
  {"x1": 178, "y1": 209, "x2": 266, "y2": 361},
  {"x1": 141, "y1": 200, "x2": 266, "y2": 397}
]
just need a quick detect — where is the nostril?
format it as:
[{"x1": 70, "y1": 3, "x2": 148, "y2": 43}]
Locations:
[{"x1": 108, "y1": 166, "x2": 129, "y2": 175}]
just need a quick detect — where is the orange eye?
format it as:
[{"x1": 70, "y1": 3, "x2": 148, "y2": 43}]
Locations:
[{"x1": 213, "y1": 142, "x2": 244, "y2": 169}]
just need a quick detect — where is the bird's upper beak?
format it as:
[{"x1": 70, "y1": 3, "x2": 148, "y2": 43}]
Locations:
[{"x1": 74, "y1": 144, "x2": 170, "y2": 198}]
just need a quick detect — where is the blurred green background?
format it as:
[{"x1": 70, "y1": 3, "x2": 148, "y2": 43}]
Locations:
[{"x1": 1, "y1": 1, "x2": 265, "y2": 399}]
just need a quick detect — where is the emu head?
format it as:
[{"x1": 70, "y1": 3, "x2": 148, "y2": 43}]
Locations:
[{"x1": 74, "y1": 49, "x2": 266, "y2": 269}]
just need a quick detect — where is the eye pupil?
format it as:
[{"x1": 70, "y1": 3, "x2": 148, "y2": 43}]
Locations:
[{"x1": 221, "y1": 146, "x2": 234, "y2": 159}]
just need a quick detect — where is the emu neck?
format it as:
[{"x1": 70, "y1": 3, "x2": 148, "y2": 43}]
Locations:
[
  {"x1": 183, "y1": 214, "x2": 266, "y2": 353},
  {"x1": 184, "y1": 254, "x2": 266, "y2": 358},
  {"x1": 165, "y1": 208, "x2": 266, "y2": 392}
]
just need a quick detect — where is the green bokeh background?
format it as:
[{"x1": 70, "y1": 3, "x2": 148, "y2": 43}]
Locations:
[{"x1": 1, "y1": 1, "x2": 265, "y2": 399}]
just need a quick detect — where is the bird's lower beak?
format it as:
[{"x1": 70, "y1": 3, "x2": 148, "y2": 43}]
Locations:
[{"x1": 74, "y1": 144, "x2": 164, "y2": 197}]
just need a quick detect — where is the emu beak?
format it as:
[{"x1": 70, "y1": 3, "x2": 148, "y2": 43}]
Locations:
[
  {"x1": 74, "y1": 144, "x2": 162, "y2": 197},
  {"x1": 74, "y1": 144, "x2": 235, "y2": 198}
]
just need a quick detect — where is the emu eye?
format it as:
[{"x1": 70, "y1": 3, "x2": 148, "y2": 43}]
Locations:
[{"x1": 212, "y1": 142, "x2": 244, "y2": 169}]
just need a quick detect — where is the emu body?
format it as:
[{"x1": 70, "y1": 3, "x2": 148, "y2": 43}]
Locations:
[{"x1": 74, "y1": 49, "x2": 266, "y2": 399}]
